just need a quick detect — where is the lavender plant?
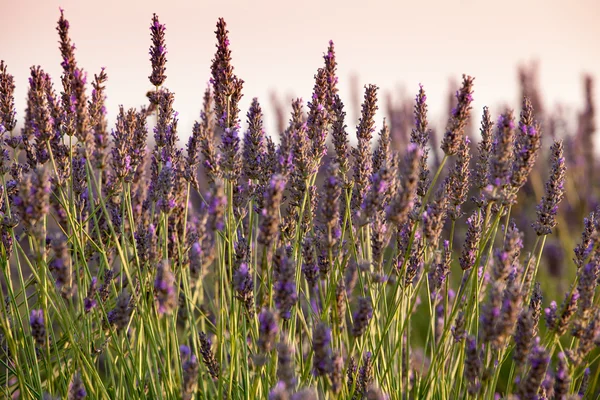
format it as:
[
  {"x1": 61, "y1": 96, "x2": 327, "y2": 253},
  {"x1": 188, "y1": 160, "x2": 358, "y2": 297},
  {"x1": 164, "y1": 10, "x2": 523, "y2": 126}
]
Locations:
[{"x1": 0, "y1": 9, "x2": 599, "y2": 400}]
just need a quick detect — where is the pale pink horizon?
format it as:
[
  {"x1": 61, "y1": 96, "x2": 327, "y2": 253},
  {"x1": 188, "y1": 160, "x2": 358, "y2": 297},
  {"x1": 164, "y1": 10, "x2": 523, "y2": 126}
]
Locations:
[{"x1": 1, "y1": 0, "x2": 598, "y2": 138}]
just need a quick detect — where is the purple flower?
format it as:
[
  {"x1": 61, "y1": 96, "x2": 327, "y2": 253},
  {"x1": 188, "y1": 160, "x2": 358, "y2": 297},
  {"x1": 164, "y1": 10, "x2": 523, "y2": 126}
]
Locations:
[
  {"x1": 533, "y1": 140, "x2": 566, "y2": 236},
  {"x1": 352, "y1": 85, "x2": 378, "y2": 214},
  {"x1": 258, "y1": 309, "x2": 279, "y2": 353},
  {"x1": 0, "y1": 60, "x2": 17, "y2": 132},
  {"x1": 154, "y1": 260, "x2": 177, "y2": 315},
  {"x1": 352, "y1": 297, "x2": 373, "y2": 337},
  {"x1": 312, "y1": 322, "x2": 332, "y2": 376},
  {"x1": 30, "y1": 309, "x2": 46, "y2": 347},
  {"x1": 273, "y1": 246, "x2": 298, "y2": 320},
  {"x1": 441, "y1": 75, "x2": 474, "y2": 156},
  {"x1": 67, "y1": 373, "x2": 86, "y2": 400},
  {"x1": 149, "y1": 13, "x2": 167, "y2": 87},
  {"x1": 459, "y1": 211, "x2": 483, "y2": 271}
]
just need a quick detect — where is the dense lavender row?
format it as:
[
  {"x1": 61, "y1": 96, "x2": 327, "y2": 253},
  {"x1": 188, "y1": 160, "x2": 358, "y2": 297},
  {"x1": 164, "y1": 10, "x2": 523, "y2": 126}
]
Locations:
[{"x1": 0, "y1": 10, "x2": 598, "y2": 400}]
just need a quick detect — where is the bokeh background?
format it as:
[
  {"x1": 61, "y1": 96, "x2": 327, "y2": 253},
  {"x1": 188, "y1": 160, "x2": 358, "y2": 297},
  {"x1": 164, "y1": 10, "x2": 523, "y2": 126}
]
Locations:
[{"x1": 0, "y1": 0, "x2": 598, "y2": 138}]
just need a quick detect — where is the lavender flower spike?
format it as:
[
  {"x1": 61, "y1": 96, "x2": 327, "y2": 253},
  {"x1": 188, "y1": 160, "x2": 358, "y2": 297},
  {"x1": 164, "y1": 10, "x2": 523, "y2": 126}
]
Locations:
[
  {"x1": 258, "y1": 174, "x2": 286, "y2": 251},
  {"x1": 149, "y1": 13, "x2": 167, "y2": 87},
  {"x1": 352, "y1": 84, "x2": 378, "y2": 214},
  {"x1": 154, "y1": 260, "x2": 177, "y2": 315},
  {"x1": 0, "y1": 60, "x2": 17, "y2": 132},
  {"x1": 441, "y1": 75, "x2": 475, "y2": 156},
  {"x1": 312, "y1": 322, "x2": 333, "y2": 376},
  {"x1": 533, "y1": 140, "x2": 566, "y2": 236},
  {"x1": 243, "y1": 98, "x2": 266, "y2": 181},
  {"x1": 30, "y1": 309, "x2": 46, "y2": 347},
  {"x1": 67, "y1": 373, "x2": 86, "y2": 400},
  {"x1": 352, "y1": 297, "x2": 373, "y2": 337},
  {"x1": 258, "y1": 308, "x2": 279, "y2": 353},
  {"x1": 459, "y1": 211, "x2": 483, "y2": 271}
]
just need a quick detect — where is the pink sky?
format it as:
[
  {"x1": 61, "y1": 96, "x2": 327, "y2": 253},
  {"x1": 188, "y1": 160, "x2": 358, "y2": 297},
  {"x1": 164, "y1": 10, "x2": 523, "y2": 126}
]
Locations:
[{"x1": 1, "y1": 0, "x2": 598, "y2": 138}]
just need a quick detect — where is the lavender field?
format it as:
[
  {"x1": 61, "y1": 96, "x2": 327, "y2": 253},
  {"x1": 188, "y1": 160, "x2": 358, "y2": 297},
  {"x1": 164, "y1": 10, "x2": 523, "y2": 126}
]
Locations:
[{"x1": 0, "y1": 9, "x2": 599, "y2": 400}]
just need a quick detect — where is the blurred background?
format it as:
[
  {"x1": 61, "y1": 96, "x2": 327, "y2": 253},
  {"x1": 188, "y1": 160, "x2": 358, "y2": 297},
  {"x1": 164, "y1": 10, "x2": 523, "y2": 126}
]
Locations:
[{"x1": 0, "y1": 0, "x2": 598, "y2": 139}]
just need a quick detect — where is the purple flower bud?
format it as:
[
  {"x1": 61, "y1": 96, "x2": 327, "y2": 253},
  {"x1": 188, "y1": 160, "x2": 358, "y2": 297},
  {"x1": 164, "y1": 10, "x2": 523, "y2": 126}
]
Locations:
[
  {"x1": 352, "y1": 297, "x2": 373, "y2": 337},
  {"x1": 312, "y1": 322, "x2": 333, "y2": 377},
  {"x1": 533, "y1": 140, "x2": 566, "y2": 236},
  {"x1": 154, "y1": 260, "x2": 177, "y2": 315},
  {"x1": 441, "y1": 75, "x2": 474, "y2": 156},
  {"x1": 30, "y1": 309, "x2": 46, "y2": 347},
  {"x1": 149, "y1": 14, "x2": 167, "y2": 87}
]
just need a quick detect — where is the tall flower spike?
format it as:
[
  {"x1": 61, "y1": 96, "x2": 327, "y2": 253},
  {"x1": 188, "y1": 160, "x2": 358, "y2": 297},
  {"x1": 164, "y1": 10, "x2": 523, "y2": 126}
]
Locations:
[
  {"x1": 533, "y1": 140, "x2": 566, "y2": 236},
  {"x1": 276, "y1": 339, "x2": 296, "y2": 389},
  {"x1": 352, "y1": 84, "x2": 378, "y2": 213},
  {"x1": 30, "y1": 309, "x2": 46, "y2": 347},
  {"x1": 57, "y1": 8, "x2": 77, "y2": 76},
  {"x1": 258, "y1": 309, "x2": 279, "y2": 353},
  {"x1": 441, "y1": 75, "x2": 474, "y2": 156},
  {"x1": 331, "y1": 95, "x2": 350, "y2": 179},
  {"x1": 211, "y1": 18, "x2": 244, "y2": 130},
  {"x1": 0, "y1": 60, "x2": 16, "y2": 132},
  {"x1": 258, "y1": 174, "x2": 286, "y2": 251},
  {"x1": 154, "y1": 260, "x2": 177, "y2": 315},
  {"x1": 243, "y1": 98, "x2": 266, "y2": 181},
  {"x1": 411, "y1": 83, "x2": 430, "y2": 148},
  {"x1": 488, "y1": 111, "x2": 516, "y2": 203},
  {"x1": 273, "y1": 246, "x2": 298, "y2": 320},
  {"x1": 194, "y1": 86, "x2": 221, "y2": 182},
  {"x1": 312, "y1": 322, "x2": 333, "y2": 377},
  {"x1": 352, "y1": 297, "x2": 373, "y2": 337},
  {"x1": 509, "y1": 97, "x2": 542, "y2": 202},
  {"x1": 473, "y1": 106, "x2": 493, "y2": 206},
  {"x1": 447, "y1": 136, "x2": 471, "y2": 220},
  {"x1": 149, "y1": 13, "x2": 167, "y2": 87},
  {"x1": 90, "y1": 68, "x2": 109, "y2": 170},
  {"x1": 323, "y1": 40, "x2": 338, "y2": 114},
  {"x1": 199, "y1": 332, "x2": 220, "y2": 379},
  {"x1": 459, "y1": 211, "x2": 483, "y2": 271},
  {"x1": 181, "y1": 346, "x2": 199, "y2": 400},
  {"x1": 67, "y1": 373, "x2": 86, "y2": 400},
  {"x1": 518, "y1": 338, "x2": 550, "y2": 400},
  {"x1": 386, "y1": 144, "x2": 421, "y2": 227}
]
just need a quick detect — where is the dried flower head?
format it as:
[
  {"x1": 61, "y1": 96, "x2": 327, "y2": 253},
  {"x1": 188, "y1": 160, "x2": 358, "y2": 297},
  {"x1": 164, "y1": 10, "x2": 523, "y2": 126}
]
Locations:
[
  {"x1": 149, "y1": 14, "x2": 167, "y2": 86},
  {"x1": 533, "y1": 140, "x2": 566, "y2": 236},
  {"x1": 441, "y1": 75, "x2": 474, "y2": 156}
]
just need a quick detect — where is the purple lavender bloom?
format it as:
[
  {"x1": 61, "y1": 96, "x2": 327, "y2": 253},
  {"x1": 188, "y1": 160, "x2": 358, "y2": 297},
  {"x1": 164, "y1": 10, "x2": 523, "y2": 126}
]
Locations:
[
  {"x1": 509, "y1": 97, "x2": 542, "y2": 201},
  {"x1": 553, "y1": 352, "x2": 570, "y2": 399},
  {"x1": 233, "y1": 262, "x2": 255, "y2": 317},
  {"x1": 90, "y1": 68, "x2": 109, "y2": 170},
  {"x1": 243, "y1": 98, "x2": 266, "y2": 181},
  {"x1": 307, "y1": 68, "x2": 329, "y2": 163},
  {"x1": 211, "y1": 18, "x2": 244, "y2": 131},
  {"x1": 268, "y1": 382, "x2": 289, "y2": 400},
  {"x1": 447, "y1": 136, "x2": 471, "y2": 220},
  {"x1": 513, "y1": 308, "x2": 534, "y2": 364},
  {"x1": 110, "y1": 107, "x2": 136, "y2": 180},
  {"x1": 30, "y1": 309, "x2": 46, "y2": 347},
  {"x1": 13, "y1": 167, "x2": 51, "y2": 240},
  {"x1": 276, "y1": 340, "x2": 296, "y2": 390},
  {"x1": 459, "y1": 211, "x2": 483, "y2": 271},
  {"x1": 199, "y1": 332, "x2": 220, "y2": 379},
  {"x1": 411, "y1": 84, "x2": 430, "y2": 148},
  {"x1": 273, "y1": 246, "x2": 298, "y2": 320},
  {"x1": 0, "y1": 60, "x2": 17, "y2": 132},
  {"x1": 84, "y1": 277, "x2": 98, "y2": 313},
  {"x1": 107, "y1": 290, "x2": 132, "y2": 332},
  {"x1": 48, "y1": 235, "x2": 74, "y2": 298},
  {"x1": 67, "y1": 373, "x2": 86, "y2": 400},
  {"x1": 441, "y1": 75, "x2": 474, "y2": 156},
  {"x1": 464, "y1": 336, "x2": 481, "y2": 395},
  {"x1": 533, "y1": 140, "x2": 566, "y2": 236},
  {"x1": 149, "y1": 13, "x2": 167, "y2": 87},
  {"x1": 386, "y1": 144, "x2": 421, "y2": 227},
  {"x1": 258, "y1": 309, "x2": 279, "y2": 353},
  {"x1": 331, "y1": 95, "x2": 350, "y2": 179},
  {"x1": 352, "y1": 85, "x2": 378, "y2": 214},
  {"x1": 487, "y1": 111, "x2": 516, "y2": 203},
  {"x1": 352, "y1": 297, "x2": 373, "y2": 337},
  {"x1": 155, "y1": 160, "x2": 176, "y2": 214},
  {"x1": 57, "y1": 9, "x2": 76, "y2": 75},
  {"x1": 473, "y1": 107, "x2": 494, "y2": 207},
  {"x1": 312, "y1": 322, "x2": 333, "y2": 376},
  {"x1": 154, "y1": 260, "x2": 177, "y2": 315},
  {"x1": 180, "y1": 345, "x2": 199, "y2": 400},
  {"x1": 258, "y1": 174, "x2": 286, "y2": 251},
  {"x1": 518, "y1": 338, "x2": 550, "y2": 400}
]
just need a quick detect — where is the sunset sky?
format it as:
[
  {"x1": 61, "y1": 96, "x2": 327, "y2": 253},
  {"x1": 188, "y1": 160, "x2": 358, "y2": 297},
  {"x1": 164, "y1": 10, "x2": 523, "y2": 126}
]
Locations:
[{"x1": 1, "y1": 0, "x2": 598, "y2": 139}]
